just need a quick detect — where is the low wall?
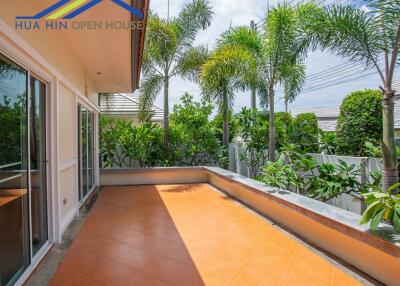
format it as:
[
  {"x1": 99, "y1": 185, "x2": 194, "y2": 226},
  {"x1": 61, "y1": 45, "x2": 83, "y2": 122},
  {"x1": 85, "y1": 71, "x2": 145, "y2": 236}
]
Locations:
[
  {"x1": 100, "y1": 167, "x2": 207, "y2": 186},
  {"x1": 100, "y1": 167, "x2": 400, "y2": 286}
]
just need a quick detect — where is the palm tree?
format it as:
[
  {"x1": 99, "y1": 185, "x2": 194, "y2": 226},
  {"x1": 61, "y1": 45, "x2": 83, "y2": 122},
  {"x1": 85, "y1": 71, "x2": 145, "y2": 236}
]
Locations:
[
  {"x1": 139, "y1": 0, "x2": 213, "y2": 145},
  {"x1": 200, "y1": 45, "x2": 256, "y2": 148},
  {"x1": 306, "y1": 1, "x2": 400, "y2": 190},
  {"x1": 219, "y1": 4, "x2": 312, "y2": 161}
]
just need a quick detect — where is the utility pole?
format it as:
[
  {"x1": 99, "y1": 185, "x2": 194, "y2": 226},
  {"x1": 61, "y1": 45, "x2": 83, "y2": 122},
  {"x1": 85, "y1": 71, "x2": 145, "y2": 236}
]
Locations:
[
  {"x1": 167, "y1": 0, "x2": 170, "y2": 20},
  {"x1": 250, "y1": 20, "x2": 256, "y2": 110}
]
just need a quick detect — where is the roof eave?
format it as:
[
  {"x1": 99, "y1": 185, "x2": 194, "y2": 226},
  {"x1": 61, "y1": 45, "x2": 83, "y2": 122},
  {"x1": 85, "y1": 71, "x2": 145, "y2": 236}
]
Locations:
[{"x1": 131, "y1": 0, "x2": 149, "y2": 92}]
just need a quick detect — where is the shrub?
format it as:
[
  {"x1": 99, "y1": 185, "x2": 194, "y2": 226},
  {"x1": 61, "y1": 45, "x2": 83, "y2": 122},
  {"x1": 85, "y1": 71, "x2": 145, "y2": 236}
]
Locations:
[
  {"x1": 169, "y1": 94, "x2": 228, "y2": 166},
  {"x1": 99, "y1": 94, "x2": 228, "y2": 168},
  {"x1": 290, "y1": 113, "x2": 318, "y2": 152},
  {"x1": 336, "y1": 89, "x2": 382, "y2": 156},
  {"x1": 235, "y1": 109, "x2": 291, "y2": 177}
]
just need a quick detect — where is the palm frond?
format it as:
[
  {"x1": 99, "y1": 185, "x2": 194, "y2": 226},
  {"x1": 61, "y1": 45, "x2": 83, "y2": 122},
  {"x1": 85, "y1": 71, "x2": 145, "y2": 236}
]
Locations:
[
  {"x1": 282, "y1": 62, "x2": 306, "y2": 104},
  {"x1": 143, "y1": 13, "x2": 178, "y2": 74},
  {"x1": 200, "y1": 45, "x2": 256, "y2": 111},
  {"x1": 306, "y1": 5, "x2": 382, "y2": 69},
  {"x1": 175, "y1": 46, "x2": 209, "y2": 82},
  {"x1": 138, "y1": 74, "x2": 164, "y2": 121},
  {"x1": 175, "y1": 0, "x2": 213, "y2": 49},
  {"x1": 217, "y1": 26, "x2": 264, "y2": 57}
]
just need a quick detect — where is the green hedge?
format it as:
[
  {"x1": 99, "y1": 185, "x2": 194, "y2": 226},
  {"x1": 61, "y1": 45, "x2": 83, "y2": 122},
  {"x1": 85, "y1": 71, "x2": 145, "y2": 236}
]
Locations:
[{"x1": 336, "y1": 89, "x2": 382, "y2": 156}]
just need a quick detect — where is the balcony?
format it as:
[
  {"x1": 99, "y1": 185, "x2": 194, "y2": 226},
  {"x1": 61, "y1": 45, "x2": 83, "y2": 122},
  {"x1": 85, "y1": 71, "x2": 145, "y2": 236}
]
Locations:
[{"x1": 27, "y1": 167, "x2": 400, "y2": 286}]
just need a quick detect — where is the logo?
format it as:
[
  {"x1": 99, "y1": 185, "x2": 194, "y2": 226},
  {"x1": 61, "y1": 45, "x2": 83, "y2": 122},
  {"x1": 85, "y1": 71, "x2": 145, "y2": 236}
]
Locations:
[{"x1": 15, "y1": 0, "x2": 144, "y2": 31}]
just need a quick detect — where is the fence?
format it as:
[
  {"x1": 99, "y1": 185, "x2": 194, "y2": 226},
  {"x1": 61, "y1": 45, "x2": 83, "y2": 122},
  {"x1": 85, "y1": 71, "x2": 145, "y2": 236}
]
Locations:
[{"x1": 228, "y1": 143, "x2": 382, "y2": 214}]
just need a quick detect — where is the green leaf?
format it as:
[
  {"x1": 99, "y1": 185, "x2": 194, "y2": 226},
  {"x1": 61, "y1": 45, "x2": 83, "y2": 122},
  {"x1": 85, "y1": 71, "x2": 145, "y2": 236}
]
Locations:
[
  {"x1": 387, "y1": 182, "x2": 400, "y2": 194},
  {"x1": 370, "y1": 208, "x2": 385, "y2": 230},
  {"x1": 393, "y1": 210, "x2": 400, "y2": 233},
  {"x1": 359, "y1": 200, "x2": 381, "y2": 225}
]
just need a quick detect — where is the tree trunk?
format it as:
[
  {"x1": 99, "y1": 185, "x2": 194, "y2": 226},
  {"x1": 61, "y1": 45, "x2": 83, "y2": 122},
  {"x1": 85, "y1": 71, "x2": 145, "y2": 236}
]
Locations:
[
  {"x1": 284, "y1": 99, "x2": 288, "y2": 113},
  {"x1": 163, "y1": 77, "x2": 169, "y2": 146},
  {"x1": 251, "y1": 88, "x2": 256, "y2": 110},
  {"x1": 223, "y1": 92, "x2": 230, "y2": 149},
  {"x1": 381, "y1": 91, "x2": 398, "y2": 191},
  {"x1": 268, "y1": 87, "x2": 276, "y2": 161}
]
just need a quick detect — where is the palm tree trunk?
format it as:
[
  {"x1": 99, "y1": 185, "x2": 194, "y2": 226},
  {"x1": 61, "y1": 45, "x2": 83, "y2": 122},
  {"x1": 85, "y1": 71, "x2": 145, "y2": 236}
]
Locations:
[
  {"x1": 284, "y1": 99, "x2": 288, "y2": 113},
  {"x1": 163, "y1": 77, "x2": 169, "y2": 146},
  {"x1": 251, "y1": 88, "x2": 256, "y2": 110},
  {"x1": 223, "y1": 92, "x2": 230, "y2": 149},
  {"x1": 268, "y1": 87, "x2": 276, "y2": 161},
  {"x1": 381, "y1": 91, "x2": 398, "y2": 191}
]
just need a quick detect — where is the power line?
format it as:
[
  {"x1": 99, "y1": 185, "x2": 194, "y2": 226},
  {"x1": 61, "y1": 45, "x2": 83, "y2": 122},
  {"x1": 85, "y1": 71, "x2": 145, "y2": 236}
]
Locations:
[
  {"x1": 305, "y1": 64, "x2": 369, "y2": 85},
  {"x1": 300, "y1": 71, "x2": 378, "y2": 94}
]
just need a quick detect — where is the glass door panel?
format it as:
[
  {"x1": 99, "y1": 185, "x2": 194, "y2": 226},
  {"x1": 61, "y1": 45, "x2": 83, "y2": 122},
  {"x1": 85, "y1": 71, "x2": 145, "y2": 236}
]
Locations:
[
  {"x1": 81, "y1": 107, "x2": 88, "y2": 198},
  {"x1": 87, "y1": 113, "x2": 93, "y2": 191},
  {"x1": 78, "y1": 106, "x2": 95, "y2": 202},
  {"x1": 0, "y1": 54, "x2": 30, "y2": 286},
  {"x1": 29, "y1": 76, "x2": 47, "y2": 256}
]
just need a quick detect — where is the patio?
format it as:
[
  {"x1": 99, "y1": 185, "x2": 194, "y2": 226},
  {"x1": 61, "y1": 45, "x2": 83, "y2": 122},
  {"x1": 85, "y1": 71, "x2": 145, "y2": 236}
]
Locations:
[{"x1": 48, "y1": 183, "x2": 366, "y2": 286}]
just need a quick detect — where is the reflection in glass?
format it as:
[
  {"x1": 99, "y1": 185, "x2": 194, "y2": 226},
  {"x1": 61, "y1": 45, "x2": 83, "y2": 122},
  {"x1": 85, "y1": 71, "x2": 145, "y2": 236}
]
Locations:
[
  {"x1": 78, "y1": 106, "x2": 95, "y2": 201},
  {"x1": 30, "y1": 77, "x2": 47, "y2": 256},
  {"x1": 0, "y1": 54, "x2": 30, "y2": 286},
  {"x1": 88, "y1": 112, "x2": 93, "y2": 191}
]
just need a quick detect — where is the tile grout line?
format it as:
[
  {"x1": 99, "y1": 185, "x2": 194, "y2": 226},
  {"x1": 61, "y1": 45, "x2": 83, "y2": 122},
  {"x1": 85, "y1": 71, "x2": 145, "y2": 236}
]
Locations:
[
  {"x1": 329, "y1": 268, "x2": 336, "y2": 286},
  {"x1": 222, "y1": 237, "x2": 270, "y2": 286},
  {"x1": 276, "y1": 243, "x2": 299, "y2": 286}
]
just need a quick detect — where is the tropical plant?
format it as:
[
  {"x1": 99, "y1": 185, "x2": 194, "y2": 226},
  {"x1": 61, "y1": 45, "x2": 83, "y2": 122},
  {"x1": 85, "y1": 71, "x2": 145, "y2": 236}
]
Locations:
[
  {"x1": 260, "y1": 159, "x2": 298, "y2": 190},
  {"x1": 360, "y1": 182, "x2": 400, "y2": 232},
  {"x1": 236, "y1": 108, "x2": 269, "y2": 177},
  {"x1": 365, "y1": 142, "x2": 382, "y2": 158},
  {"x1": 309, "y1": 160, "x2": 362, "y2": 202},
  {"x1": 217, "y1": 4, "x2": 318, "y2": 160},
  {"x1": 169, "y1": 93, "x2": 228, "y2": 166},
  {"x1": 99, "y1": 117, "x2": 166, "y2": 167},
  {"x1": 211, "y1": 112, "x2": 239, "y2": 145},
  {"x1": 260, "y1": 4, "x2": 314, "y2": 161},
  {"x1": 306, "y1": 1, "x2": 400, "y2": 190},
  {"x1": 319, "y1": 129, "x2": 336, "y2": 155},
  {"x1": 138, "y1": 0, "x2": 213, "y2": 145},
  {"x1": 290, "y1": 113, "x2": 319, "y2": 153},
  {"x1": 336, "y1": 90, "x2": 382, "y2": 156},
  {"x1": 200, "y1": 45, "x2": 256, "y2": 148}
]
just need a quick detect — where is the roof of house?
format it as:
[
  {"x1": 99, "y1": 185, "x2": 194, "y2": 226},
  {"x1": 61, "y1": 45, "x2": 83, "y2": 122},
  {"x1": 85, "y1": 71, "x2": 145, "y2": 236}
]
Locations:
[{"x1": 100, "y1": 93, "x2": 163, "y2": 122}]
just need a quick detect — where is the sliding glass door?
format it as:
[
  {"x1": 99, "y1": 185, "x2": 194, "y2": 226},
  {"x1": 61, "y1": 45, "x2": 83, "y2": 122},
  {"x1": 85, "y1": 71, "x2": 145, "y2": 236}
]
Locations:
[
  {"x1": 29, "y1": 77, "x2": 48, "y2": 256},
  {"x1": 78, "y1": 106, "x2": 95, "y2": 202},
  {"x1": 0, "y1": 54, "x2": 30, "y2": 286},
  {"x1": 0, "y1": 54, "x2": 48, "y2": 286}
]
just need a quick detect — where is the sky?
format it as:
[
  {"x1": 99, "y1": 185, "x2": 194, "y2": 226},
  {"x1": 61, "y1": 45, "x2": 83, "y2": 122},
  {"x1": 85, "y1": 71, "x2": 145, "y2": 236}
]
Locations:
[{"x1": 143, "y1": 0, "x2": 396, "y2": 116}]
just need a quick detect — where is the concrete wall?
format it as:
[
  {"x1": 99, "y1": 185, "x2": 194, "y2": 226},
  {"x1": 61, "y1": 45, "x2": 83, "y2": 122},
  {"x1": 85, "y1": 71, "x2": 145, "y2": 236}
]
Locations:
[{"x1": 101, "y1": 168, "x2": 208, "y2": 186}]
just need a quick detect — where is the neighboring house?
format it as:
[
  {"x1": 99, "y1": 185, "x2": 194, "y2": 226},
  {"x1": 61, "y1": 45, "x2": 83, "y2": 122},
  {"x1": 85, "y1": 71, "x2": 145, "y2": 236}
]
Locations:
[
  {"x1": 292, "y1": 108, "x2": 339, "y2": 132},
  {"x1": 100, "y1": 93, "x2": 163, "y2": 124},
  {"x1": 0, "y1": 1, "x2": 149, "y2": 285}
]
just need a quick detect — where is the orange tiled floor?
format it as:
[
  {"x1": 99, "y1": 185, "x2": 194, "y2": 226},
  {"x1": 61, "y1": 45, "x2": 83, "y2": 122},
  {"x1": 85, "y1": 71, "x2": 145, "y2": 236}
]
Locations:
[{"x1": 50, "y1": 184, "x2": 363, "y2": 286}]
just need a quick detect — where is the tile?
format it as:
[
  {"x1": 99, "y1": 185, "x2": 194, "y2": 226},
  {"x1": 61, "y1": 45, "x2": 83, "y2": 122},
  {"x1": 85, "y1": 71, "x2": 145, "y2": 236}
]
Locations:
[
  {"x1": 50, "y1": 184, "x2": 363, "y2": 286},
  {"x1": 116, "y1": 248, "x2": 205, "y2": 285}
]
